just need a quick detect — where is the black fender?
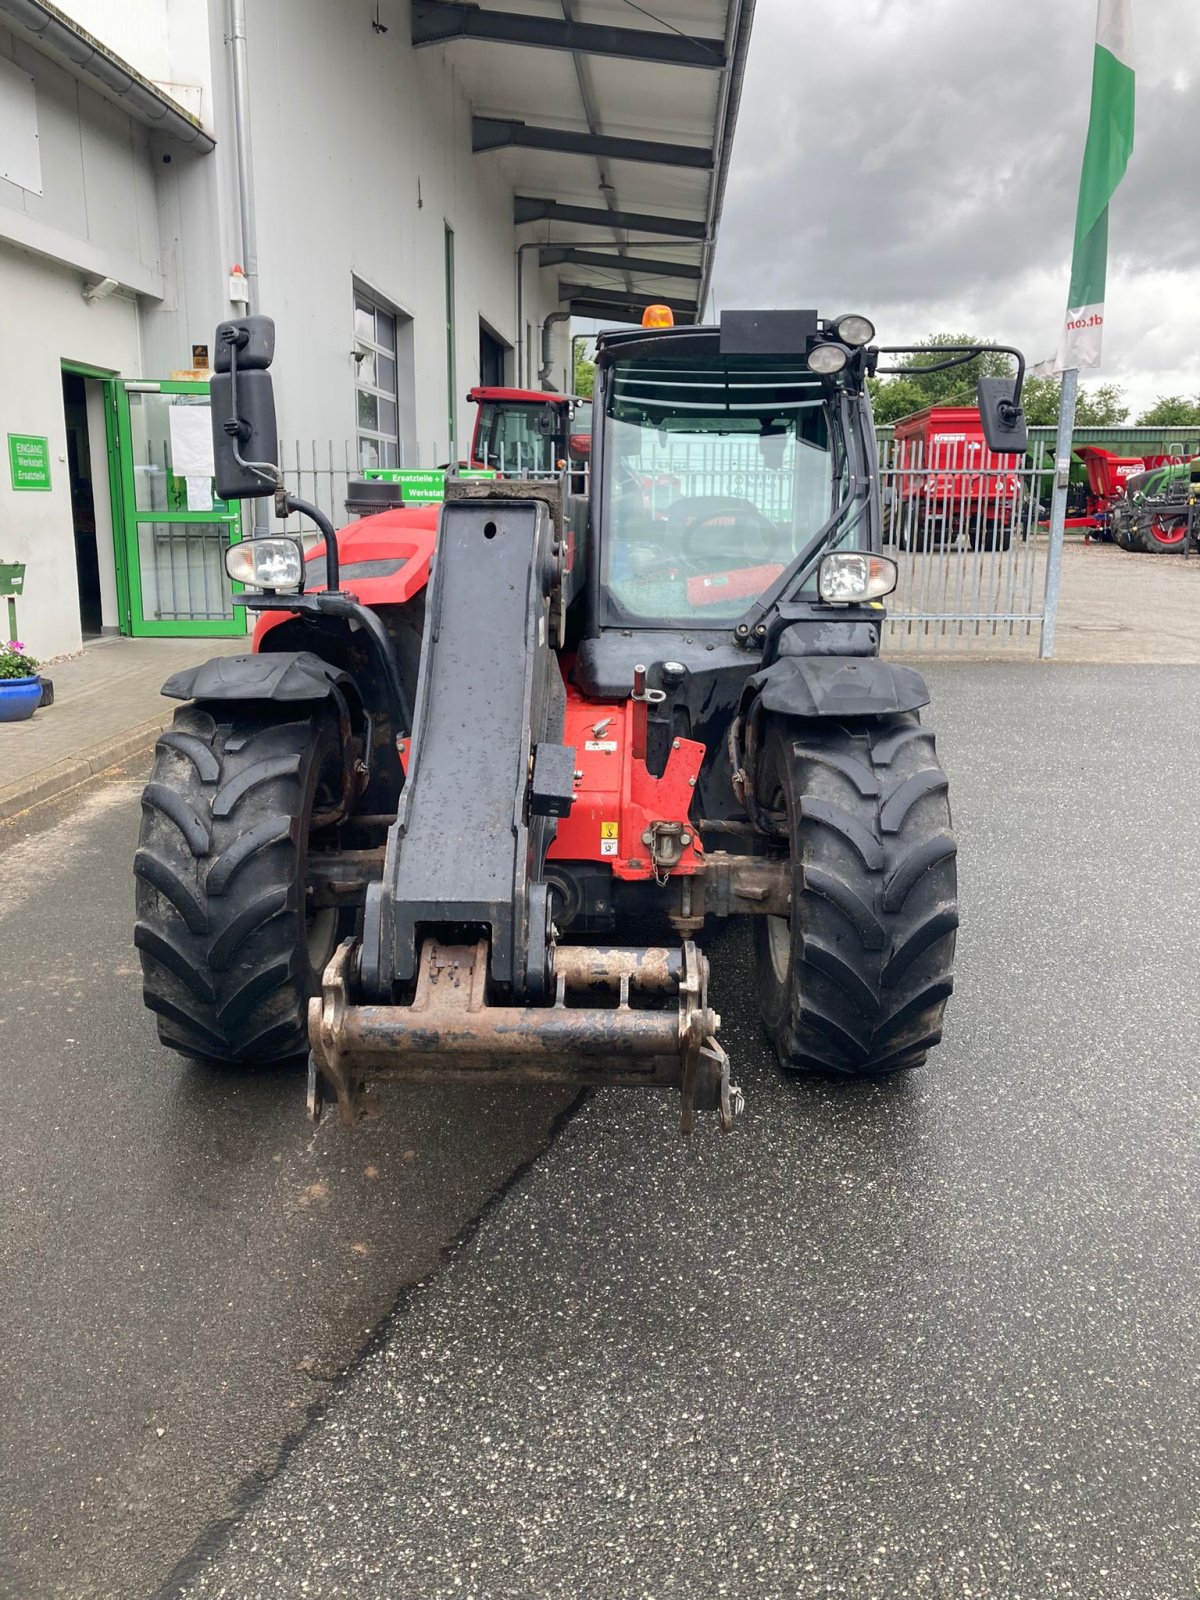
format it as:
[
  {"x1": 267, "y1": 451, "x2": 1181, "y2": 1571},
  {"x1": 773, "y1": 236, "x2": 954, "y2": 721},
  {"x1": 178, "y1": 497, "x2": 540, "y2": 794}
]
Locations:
[
  {"x1": 731, "y1": 656, "x2": 931, "y2": 826},
  {"x1": 741, "y1": 655, "x2": 930, "y2": 722},
  {"x1": 159, "y1": 651, "x2": 376, "y2": 824},
  {"x1": 160, "y1": 650, "x2": 356, "y2": 705}
]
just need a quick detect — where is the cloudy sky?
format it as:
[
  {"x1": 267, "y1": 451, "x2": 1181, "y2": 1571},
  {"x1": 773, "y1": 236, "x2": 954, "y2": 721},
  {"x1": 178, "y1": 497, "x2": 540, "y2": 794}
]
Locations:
[{"x1": 711, "y1": 0, "x2": 1200, "y2": 416}]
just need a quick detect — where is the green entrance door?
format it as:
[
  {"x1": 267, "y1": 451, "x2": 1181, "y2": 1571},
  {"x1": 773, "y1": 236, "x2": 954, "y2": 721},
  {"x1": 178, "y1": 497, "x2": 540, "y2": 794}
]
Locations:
[{"x1": 112, "y1": 380, "x2": 245, "y2": 636}]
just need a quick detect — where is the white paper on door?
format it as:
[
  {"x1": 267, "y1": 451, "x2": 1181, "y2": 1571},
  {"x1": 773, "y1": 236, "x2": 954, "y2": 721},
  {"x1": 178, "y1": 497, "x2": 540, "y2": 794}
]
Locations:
[{"x1": 168, "y1": 404, "x2": 215, "y2": 477}]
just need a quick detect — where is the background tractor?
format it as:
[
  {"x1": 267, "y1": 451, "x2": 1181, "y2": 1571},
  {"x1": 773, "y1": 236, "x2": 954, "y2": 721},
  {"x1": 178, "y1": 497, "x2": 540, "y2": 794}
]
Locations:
[
  {"x1": 134, "y1": 309, "x2": 1028, "y2": 1133},
  {"x1": 1108, "y1": 456, "x2": 1199, "y2": 553}
]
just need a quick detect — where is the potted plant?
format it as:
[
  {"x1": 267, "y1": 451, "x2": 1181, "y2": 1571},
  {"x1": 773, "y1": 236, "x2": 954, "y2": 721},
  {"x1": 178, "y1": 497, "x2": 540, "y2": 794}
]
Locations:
[{"x1": 0, "y1": 641, "x2": 42, "y2": 722}]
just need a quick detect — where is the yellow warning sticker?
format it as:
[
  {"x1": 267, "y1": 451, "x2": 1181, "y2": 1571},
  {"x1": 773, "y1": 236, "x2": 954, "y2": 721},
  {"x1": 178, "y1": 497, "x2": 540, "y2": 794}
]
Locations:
[
  {"x1": 600, "y1": 820, "x2": 619, "y2": 857},
  {"x1": 600, "y1": 822, "x2": 618, "y2": 838}
]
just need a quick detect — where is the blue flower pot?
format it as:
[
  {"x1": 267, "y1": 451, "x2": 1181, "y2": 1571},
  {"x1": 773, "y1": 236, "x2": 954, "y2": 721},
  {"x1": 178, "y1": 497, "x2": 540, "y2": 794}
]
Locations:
[{"x1": 0, "y1": 675, "x2": 42, "y2": 722}]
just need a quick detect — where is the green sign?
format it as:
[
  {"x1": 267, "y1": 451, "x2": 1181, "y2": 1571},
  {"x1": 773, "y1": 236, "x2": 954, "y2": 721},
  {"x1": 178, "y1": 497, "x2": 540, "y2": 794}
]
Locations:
[
  {"x1": 362, "y1": 467, "x2": 495, "y2": 505},
  {"x1": 0, "y1": 562, "x2": 25, "y2": 597},
  {"x1": 8, "y1": 434, "x2": 51, "y2": 492}
]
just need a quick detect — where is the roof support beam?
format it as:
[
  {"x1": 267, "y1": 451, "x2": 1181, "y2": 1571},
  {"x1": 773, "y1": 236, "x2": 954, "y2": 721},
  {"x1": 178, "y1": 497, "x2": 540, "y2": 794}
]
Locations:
[
  {"x1": 559, "y1": 283, "x2": 697, "y2": 314},
  {"x1": 540, "y1": 247, "x2": 702, "y2": 281},
  {"x1": 515, "y1": 197, "x2": 707, "y2": 240},
  {"x1": 412, "y1": 2, "x2": 725, "y2": 68},
  {"x1": 473, "y1": 118, "x2": 712, "y2": 170}
]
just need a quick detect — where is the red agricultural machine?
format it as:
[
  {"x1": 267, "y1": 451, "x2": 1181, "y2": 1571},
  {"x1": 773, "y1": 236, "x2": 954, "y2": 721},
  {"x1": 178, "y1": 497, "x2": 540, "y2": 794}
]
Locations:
[
  {"x1": 1076, "y1": 447, "x2": 1198, "y2": 553},
  {"x1": 883, "y1": 405, "x2": 1024, "y2": 552},
  {"x1": 133, "y1": 309, "x2": 1029, "y2": 1134}
]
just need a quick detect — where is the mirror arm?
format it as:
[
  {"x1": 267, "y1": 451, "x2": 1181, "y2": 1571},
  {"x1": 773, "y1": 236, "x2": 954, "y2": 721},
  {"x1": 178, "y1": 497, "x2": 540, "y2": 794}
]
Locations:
[
  {"x1": 874, "y1": 342, "x2": 1026, "y2": 408},
  {"x1": 279, "y1": 493, "x2": 341, "y2": 593}
]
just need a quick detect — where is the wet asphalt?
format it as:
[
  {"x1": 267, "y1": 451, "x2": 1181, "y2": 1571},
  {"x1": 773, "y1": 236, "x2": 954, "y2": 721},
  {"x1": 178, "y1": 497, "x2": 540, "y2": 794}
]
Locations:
[
  {"x1": 0, "y1": 770, "x2": 573, "y2": 1600},
  {"x1": 3, "y1": 664, "x2": 1199, "y2": 1600},
  {"x1": 158, "y1": 663, "x2": 1199, "y2": 1600}
]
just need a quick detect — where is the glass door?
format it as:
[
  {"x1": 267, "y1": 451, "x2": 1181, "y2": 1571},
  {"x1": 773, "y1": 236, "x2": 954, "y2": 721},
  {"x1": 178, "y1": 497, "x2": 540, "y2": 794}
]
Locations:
[{"x1": 113, "y1": 380, "x2": 245, "y2": 636}]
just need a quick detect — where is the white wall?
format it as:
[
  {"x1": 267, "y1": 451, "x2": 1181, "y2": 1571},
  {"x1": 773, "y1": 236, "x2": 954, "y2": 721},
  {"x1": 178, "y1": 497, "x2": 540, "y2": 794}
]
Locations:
[
  {"x1": 52, "y1": 0, "x2": 172, "y2": 94},
  {"x1": 239, "y1": 0, "x2": 566, "y2": 466},
  {"x1": 0, "y1": 29, "x2": 163, "y2": 296},
  {"x1": 0, "y1": 242, "x2": 140, "y2": 660}
]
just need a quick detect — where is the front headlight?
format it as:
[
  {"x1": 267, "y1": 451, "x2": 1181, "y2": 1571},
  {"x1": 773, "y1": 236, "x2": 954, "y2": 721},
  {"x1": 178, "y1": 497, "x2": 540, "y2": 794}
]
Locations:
[
  {"x1": 818, "y1": 551, "x2": 897, "y2": 605},
  {"x1": 225, "y1": 537, "x2": 305, "y2": 592}
]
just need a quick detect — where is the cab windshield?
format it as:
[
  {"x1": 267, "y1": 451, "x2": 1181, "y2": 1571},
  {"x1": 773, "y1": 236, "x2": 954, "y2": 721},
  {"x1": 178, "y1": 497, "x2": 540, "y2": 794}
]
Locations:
[
  {"x1": 601, "y1": 355, "x2": 842, "y2": 624},
  {"x1": 474, "y1": 402, "x2": 561, "y2": 474}
]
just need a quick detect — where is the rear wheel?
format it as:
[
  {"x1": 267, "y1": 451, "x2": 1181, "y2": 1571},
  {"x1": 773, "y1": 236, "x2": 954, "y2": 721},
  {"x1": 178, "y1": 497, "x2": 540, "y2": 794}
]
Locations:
[
  {"x1": 1136, "y1": 513, "x2": 1187, "y2": 553},
  {"x1": 752, "y1": 714, "x2": 958, "y2": 1079},
  {"x1": 135, "y1": 704, "x2": 347, "y2": 1065}
]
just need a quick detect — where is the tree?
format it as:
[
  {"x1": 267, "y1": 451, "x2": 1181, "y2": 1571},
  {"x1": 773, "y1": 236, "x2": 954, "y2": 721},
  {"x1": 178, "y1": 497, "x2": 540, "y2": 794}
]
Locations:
[
  {"x1": 869, "y1": 333, "x2": 1014, "y2": 423},
  {"x1": 1135, "y1": 395, "x2": 1200, "y2": 427},
  {"x1": 1017, "y1": 375, "x2": 1129, "y2": 427},
  {"x1": 869, "y1": 335, "x2": 1129, "y2": 428},
  {"x1": 573, "y1": 343, "x2": 595, "y2": 399}
]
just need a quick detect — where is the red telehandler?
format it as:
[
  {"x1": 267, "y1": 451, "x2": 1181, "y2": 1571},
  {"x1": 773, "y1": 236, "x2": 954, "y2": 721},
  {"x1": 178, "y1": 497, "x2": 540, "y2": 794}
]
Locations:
[{"x1": 134, "y1": 309, "x2": 1028, "y2": 1133}]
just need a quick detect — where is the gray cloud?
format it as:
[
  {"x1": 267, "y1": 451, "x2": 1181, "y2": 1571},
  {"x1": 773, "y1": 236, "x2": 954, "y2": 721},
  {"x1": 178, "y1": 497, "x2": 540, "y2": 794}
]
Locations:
[{"x1": 712, "y1": 0, "x2": 1200, "y2": 411}]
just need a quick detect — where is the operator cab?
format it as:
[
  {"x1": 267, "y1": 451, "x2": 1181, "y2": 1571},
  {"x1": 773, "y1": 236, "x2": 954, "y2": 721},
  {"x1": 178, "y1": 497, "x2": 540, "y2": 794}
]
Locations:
[{"x1": 468, "y1": 386, "x2": 581, "y2": 477}]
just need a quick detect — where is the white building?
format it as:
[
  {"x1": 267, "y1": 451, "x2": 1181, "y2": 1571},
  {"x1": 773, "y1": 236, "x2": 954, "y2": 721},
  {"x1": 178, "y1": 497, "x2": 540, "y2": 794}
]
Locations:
[{"x1": 0, "y1": 0, "x2": 753, "y2": 657}]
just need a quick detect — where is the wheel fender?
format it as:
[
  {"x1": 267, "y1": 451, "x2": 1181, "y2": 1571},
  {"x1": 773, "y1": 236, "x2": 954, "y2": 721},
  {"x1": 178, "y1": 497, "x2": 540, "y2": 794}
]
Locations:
[
  {"x1": 160, "y1": 650, "x2": 356, "y2": 705},
  {"x1": 741, "y1": 655, "x2": 931, "y2": 722}
]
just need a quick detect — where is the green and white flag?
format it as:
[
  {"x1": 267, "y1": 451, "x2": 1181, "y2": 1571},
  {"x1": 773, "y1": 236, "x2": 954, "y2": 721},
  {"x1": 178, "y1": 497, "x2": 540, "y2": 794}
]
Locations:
[{"x1": 1059, "y1": 0, "x2": 1135, "y2": 369}]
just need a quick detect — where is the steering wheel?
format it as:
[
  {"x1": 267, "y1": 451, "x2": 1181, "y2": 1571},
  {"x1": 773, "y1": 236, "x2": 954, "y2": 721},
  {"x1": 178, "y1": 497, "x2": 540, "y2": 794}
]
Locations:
[{"x1": 675, "y1": 496, "x2": 783, "y2": 567}]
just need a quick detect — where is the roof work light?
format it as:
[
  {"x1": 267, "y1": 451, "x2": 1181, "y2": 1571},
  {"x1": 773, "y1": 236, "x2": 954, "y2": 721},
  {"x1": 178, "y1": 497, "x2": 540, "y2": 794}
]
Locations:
[
  {"x1": 642, "y1": 304, "x2": 674, "y2": 329},
  {"x1": 834, "y1": 314, "x2": 876, "y2": 347},
  {"x1": 806, "y1": 341, "x2": 849, "y2": 375}
]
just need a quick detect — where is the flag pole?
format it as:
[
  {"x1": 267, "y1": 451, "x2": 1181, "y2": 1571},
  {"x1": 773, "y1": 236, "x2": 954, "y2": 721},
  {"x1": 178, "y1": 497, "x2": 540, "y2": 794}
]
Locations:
[{"x1": 1040, "y1": 367, "x2": 1078, "y2": 659}]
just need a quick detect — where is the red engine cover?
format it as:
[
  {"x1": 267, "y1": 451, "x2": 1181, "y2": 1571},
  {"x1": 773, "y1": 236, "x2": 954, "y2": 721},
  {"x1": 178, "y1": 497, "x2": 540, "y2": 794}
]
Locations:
[{"x1": 253, "y1": 507, "x2": 438, "y2": 648}]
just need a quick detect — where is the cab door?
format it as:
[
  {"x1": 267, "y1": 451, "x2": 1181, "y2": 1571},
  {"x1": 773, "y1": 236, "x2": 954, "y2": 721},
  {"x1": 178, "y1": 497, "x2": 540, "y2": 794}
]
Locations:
[{"x1": 111, "y1": 380, "x2": 244, "y2": 636}]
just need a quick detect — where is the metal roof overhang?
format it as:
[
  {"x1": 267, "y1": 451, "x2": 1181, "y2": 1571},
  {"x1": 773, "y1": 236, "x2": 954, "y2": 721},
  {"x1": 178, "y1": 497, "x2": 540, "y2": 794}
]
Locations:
[{"x1": 411, "y1": 0, "x2": 756, "y2": 325}]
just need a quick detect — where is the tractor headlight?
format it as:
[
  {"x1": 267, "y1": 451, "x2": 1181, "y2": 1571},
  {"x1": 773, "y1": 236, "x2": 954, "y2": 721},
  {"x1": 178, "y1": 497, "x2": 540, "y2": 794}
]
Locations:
[
  {"x1": 834, "y1": 314, "x2": 876, "y2": 347},
  {"x1": 225, "y1": 536, "x2": 305, "y2": 592},
  {"x1": 806, "y1": 341, "x2": 850, "y2": 375},
  {"x1": 818, "y1": 551, "x2": 897, "y2": 605}
]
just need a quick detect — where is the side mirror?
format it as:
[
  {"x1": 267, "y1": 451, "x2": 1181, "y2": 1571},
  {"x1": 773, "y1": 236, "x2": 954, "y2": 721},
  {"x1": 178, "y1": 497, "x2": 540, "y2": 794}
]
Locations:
[
  {"x1": 977, "y1": 377, "x2": 1029, "y2": 456},
  {"x1": 536, "y1": 407, "x2": 557, "y2": 439},
  {"x1": 210, "y1": 315, "x2": 280, "y2": 500}
]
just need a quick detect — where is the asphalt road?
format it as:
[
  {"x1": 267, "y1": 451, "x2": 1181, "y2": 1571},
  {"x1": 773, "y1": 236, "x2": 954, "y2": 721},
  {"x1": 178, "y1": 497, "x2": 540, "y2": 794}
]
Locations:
[
  {"x1": 5, "y1": 664, "x2": 1199, "y2": 1600},
  {"x1": 0, "y1": 770, "x2": 574, "y2": 1600},
  {"x1": 162, "y1": 662, "x2": 1199, "y2": 1600}
]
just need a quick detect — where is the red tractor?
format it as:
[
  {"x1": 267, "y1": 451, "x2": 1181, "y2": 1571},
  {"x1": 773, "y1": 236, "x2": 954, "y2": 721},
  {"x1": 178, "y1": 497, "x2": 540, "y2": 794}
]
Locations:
[
  {"x1": 134, "y1": 310, "x2": 1028, "y2": 1134},
  {"x1": 465, "y1": 385, "x2": 590, "y2": 473}
]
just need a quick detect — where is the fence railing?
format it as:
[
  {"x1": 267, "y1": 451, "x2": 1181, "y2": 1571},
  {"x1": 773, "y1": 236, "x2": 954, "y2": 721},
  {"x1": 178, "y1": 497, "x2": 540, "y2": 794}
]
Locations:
[
  {"x1": 278, "y1": 435, "x2": 1064, "y2": 654},
  {"x1": 877, "y1": 435, "x2": 1054, "y2": 651}
]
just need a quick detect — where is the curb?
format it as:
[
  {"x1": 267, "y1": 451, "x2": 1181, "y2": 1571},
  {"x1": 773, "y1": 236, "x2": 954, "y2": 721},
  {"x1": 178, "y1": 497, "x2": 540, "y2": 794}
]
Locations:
[{"x1": 0, "y1": 713, "x2": 169, "y2": 823}]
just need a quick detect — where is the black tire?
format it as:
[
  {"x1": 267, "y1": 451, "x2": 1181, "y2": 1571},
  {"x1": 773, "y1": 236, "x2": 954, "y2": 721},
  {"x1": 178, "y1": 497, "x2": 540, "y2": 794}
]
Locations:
[
  {"x1": 752, "y1": 713, "x2": 958, "y2": 1079},
  {"x1": 969, "y1": 520, "x2": 1013, "y2": 552},
  {"x1": 1134, "y1": 513, "x2": 1187, "y2": 554},
  {"x1": 135, "y1": 704, "x2": 346, "y2": 1065}
]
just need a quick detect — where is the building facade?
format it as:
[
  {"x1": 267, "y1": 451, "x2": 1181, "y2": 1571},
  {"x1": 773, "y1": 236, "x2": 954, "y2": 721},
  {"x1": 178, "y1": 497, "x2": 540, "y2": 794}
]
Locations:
[{"x1": 0, "y1": 0, "x2": 753, "y2": 658}]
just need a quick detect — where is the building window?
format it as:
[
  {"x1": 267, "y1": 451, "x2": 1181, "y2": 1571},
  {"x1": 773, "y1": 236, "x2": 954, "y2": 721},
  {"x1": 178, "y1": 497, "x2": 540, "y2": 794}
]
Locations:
[{"x1": 354, "y1": 287, "x2": 400, "y2": 470}]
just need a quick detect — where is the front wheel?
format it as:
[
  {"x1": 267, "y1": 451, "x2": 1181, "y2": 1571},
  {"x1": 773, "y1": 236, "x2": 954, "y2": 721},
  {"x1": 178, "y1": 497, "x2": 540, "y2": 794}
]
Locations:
[
  {"x1": 752, "y1": 714, "x2": 958, "y2": 1079},
  {"x1": 135, "y1": 704, "x2": 348, "y2": 1065}
]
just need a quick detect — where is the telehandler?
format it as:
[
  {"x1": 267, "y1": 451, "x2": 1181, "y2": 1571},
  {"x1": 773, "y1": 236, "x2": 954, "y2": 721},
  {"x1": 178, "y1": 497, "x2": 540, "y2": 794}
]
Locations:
[{"x1": 135, "y1": 308, "x2": 1027, "y2": 1133}]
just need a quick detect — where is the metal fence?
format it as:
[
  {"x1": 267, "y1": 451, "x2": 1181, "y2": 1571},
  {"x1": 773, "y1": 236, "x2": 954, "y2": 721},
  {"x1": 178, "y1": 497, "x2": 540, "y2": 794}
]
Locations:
[
  {"x1": 878, "y1": 433, "x2": 1055, "y2": 653},
  {"x1": 279, "y1": 434, "x2": 1065, "y2": 655}
]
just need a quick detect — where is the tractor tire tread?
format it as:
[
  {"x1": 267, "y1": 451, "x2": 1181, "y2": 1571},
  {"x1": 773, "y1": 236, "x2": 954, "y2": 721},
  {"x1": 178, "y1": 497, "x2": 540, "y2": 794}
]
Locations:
[
  {"x1": 136, "y1": 709, "x2": 335, "y2": 1067},
  {"x1": 754, "y1": 713, "x2": 957, "y2": 1081}
]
